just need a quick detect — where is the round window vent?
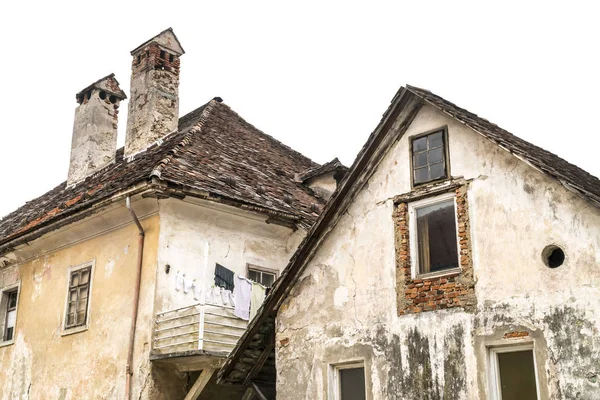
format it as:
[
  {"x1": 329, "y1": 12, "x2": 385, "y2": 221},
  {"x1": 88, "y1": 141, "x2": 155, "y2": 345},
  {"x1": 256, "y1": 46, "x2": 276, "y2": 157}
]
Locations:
[{"x1": 542, "y1": 245, "x2": 565, "y2": 268}]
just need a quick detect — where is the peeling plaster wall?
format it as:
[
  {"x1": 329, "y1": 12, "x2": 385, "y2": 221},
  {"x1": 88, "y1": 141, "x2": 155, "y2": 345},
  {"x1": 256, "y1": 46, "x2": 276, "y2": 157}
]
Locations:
[
  {"x1": 276, "y1": 104, "x2": 600, "y2": 399},
  {"x1": 155, "y1": 198, "x2": 303, "y2": 315},
  {"x1": 0, "y1": 214, "x2": 161, "y2": 400}
]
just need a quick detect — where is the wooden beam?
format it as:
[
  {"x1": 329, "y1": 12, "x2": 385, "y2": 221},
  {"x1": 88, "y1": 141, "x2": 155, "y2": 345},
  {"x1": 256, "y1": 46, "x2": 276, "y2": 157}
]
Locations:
[
  {"x1": 243, "y1": 334, "x2": 275, "y2": 387},
  {"x1": 184, "y1": 368, "x2": 215, "y2": 400},
  {"x1": 251, "y1": 382, "x2": 268, "y2": 400},
  {"x1": 241, "y1": 387, "x2": 255, "y2": 400}
]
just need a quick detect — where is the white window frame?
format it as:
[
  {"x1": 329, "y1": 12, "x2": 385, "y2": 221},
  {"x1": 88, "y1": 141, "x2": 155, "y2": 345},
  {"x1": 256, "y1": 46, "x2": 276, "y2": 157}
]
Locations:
[
  {"x1": 488, "y1": 343, "x2": 541, "y2": 400},
  {"x1": 0, "y1": 282, "x2": 21, "y2": 347},
  {"x1": 247, "y1": 264, "x2": 278, "y2": 287},
  {"x1": 62, "y1": 260, "x2": 95, "y2": 336},
  {"x1": 329, "y1": 361, "x2": 367, "y2": 400},
  {"x1": 408, "y1": 192, "x2": 461, "y2": 279}
]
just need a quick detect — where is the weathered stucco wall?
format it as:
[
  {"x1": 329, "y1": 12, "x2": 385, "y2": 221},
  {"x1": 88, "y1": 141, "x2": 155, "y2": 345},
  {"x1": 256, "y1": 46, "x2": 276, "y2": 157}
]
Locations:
[
  {"x1": 155, "y1": 198, "x2": 303, "y2": 314},
  {"x1": 0, "y1": 210, "x2": 161, "y2": 399},
  {"x1": 276, "y1": 104, "x2": 600, "y2": 399}
]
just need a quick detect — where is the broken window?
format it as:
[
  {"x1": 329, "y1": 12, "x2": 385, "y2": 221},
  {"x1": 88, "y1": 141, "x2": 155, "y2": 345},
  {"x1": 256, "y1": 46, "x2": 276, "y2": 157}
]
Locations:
[
  {"x1": 409, "y1": 194, "x2": 459, "y2": 276},
  {"x1": 1, "y1": 287, "x2": 19, "y2": 342},
  {"x1": 214, "y1": 263, "x2": 235, "y2": 291},
  {"x1": 411, "y1": 129, "x2": 448, "y2": 185},
  {"x1": 489, "y1": 345, "x2": 539, "y2": 400},
  {"x1": 65, "y1": 265, "x2": 92, "y2": 329},
  {"x1": 248, "y1": 265, "x2": 277, "y2": 288},
  {"x1": 331, "y1": 363, "x2": 366, "y2": 400}
]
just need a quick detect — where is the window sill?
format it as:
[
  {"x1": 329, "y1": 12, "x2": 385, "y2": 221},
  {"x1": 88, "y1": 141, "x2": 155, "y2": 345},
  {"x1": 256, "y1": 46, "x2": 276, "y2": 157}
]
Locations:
[
  {"x1": 61, "y1": 325, "x2": 89, "y2": 337},
  {"x1": 0, "y1": 339, "x2": 14, "y2": 348},
  {"x1": 414, "y1": 267, "x2": 461, "y2": 281}
]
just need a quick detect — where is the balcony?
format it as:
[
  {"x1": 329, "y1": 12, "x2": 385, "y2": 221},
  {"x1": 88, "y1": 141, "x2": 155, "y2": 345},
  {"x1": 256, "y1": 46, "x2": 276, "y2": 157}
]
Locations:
[{"x1": 150, "y1": 301, "x2": 248, "y2": 372}]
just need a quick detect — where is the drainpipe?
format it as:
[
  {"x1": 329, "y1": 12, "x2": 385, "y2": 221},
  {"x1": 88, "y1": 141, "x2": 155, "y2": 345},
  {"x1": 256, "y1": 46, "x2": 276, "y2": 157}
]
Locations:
[{"x1": 125, "y1": 196, "x2": 145, "y2": 400}]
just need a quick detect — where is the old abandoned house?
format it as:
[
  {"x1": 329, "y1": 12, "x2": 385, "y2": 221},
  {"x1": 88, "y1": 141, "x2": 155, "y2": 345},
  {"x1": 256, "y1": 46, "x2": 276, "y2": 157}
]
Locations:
[
  {"x1": 0, "y1": 29, "x2": 345, "y2": 399},
  {"x1": 218, "y1": 85, "x2": 600, "y2": 399}
]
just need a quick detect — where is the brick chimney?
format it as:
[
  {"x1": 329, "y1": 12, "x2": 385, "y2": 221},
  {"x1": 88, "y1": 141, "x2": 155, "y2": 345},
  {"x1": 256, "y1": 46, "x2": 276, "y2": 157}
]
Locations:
[
  {"x1": 125, "y1": 28, "x2": 185, "y2": 158},
  {"x1": 67, "y1": 74, "x2": 126, "y2": 186}
]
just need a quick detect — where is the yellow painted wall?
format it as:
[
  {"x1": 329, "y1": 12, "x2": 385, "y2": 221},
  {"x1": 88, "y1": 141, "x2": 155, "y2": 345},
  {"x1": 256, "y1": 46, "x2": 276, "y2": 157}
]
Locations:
[{"x1": 0, "y1": 214, "x2": 160, "y2": 400}]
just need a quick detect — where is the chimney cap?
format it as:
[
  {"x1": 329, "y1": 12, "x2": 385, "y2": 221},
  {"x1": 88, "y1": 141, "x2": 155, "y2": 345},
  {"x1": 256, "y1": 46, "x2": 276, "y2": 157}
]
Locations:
[
  {"x1": 130, "y1": 27, "x2": 185, "y2": 56},
  {"x1": 75, "y1": 74, "x2": 127, "y2": 103}
]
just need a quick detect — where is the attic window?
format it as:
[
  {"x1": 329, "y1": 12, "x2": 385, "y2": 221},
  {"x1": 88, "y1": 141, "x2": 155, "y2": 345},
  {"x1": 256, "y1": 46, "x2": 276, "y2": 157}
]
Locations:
[
  {"x1": 169, "y1": 54, "x2": 174, "y2": 62},
  {"x1": 411, "y1": 129, "x2": 449, "y2": 185},
  {"x1": 160, "y1": 50, "x2": 166, "y2": 59},
  {"x1": 99, "y1": 91, "x2": 106, "y2": 100}
]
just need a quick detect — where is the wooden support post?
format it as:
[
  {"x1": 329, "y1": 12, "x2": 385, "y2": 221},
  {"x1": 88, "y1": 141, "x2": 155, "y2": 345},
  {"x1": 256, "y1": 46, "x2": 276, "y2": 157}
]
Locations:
[
  {"x1": 184, "y1": 367, "x2": 215, "y2": 400},
  {"x1": 251, "y1": 382, "x2": 268, "y2": 400},
  {"x1": 241, "y1": 387, "x2": 255, "y2": 400}
]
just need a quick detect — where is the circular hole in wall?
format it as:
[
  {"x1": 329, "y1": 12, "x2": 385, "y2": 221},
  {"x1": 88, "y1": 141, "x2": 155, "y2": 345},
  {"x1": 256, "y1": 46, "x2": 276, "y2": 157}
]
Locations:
[
  {"x1": 109, "y1": 95, "x2": 117, "y2": 104},
  {"x1": 542, "y1": 245, "x2": 565, "y2": 268},
  {"x1": 99, "y1": 91, "x2": 107, "y2": 100}
]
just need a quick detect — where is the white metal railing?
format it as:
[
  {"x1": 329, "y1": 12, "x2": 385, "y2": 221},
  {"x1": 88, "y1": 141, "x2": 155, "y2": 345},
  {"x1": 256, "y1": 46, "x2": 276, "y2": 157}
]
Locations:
[{"x1": 153, "y1": 302, "x2": 248, "y2": 355}]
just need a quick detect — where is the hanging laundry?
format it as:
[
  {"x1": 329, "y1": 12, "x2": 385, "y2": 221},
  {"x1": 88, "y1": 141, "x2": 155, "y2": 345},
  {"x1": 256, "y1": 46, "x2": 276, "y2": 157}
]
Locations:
[
  {"x1": 220, "y1": 288, "x2": 231, "y2": 306},
  {"x1": 183, "y1": 275, "x2": 193, "y2": 294},
  {"x1": 192, "y1": 280, "x2": 202, "y2": 301},
  {"x1": 175, "y1": 271, "x2": 184, "y2": 291},
  {"x1": 250, "y1": 282, "x2": 267, "y2": 320},
  {"x1": 228, "y1": 291, "x2": 236, "y2": 307},
  {"x1": 233, "y1": 275, "x2": 252, "y2": 320}
]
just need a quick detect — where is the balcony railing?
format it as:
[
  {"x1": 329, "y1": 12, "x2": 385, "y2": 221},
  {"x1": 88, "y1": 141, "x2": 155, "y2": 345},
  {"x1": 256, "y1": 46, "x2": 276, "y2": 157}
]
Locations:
[{"x1": 153, "y1": 302, "x2": 248, "y2": 355}]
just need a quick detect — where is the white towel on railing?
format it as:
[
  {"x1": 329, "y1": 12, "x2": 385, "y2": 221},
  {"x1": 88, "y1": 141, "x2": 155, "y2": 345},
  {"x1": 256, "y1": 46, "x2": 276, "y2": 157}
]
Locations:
[
  {"x1": 183, "y1": 276, "x2": 193, "y2": 294},
  {"x1": 192, "y1": 281, "x2": 202, "y2": 301},
  {"x1": 233, "y1": 275, "x2": 252, "y2": 320}
]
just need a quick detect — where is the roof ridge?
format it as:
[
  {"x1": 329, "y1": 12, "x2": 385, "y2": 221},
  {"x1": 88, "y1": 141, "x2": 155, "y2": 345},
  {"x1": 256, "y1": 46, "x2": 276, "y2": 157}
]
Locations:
[
  {"x1": 151, "y1": 99, "x2": 219, "y2": 180},
  {"x1": 216, "y1": 102, "x2": 320, "y2": 168}
]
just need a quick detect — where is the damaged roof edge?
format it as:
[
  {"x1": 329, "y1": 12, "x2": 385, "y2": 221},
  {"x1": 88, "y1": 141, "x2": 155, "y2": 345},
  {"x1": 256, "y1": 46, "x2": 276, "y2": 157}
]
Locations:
[{"x1": 217, "y1": 88, "x2": 424, "y2": 384}]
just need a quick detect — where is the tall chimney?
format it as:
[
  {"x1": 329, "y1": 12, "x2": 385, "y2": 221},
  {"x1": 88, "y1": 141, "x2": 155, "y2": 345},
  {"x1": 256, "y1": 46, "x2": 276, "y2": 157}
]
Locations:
[
  {"x1": 67, "y1": 74, "x2": 126, "y2": 186},
  {"x1": 125, "y1": 28, "x2": 185, "y2": 158}
]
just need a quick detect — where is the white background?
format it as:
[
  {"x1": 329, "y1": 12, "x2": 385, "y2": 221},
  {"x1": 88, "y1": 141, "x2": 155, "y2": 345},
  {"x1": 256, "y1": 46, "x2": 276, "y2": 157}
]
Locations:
[{"x1": 0, "y1": 1, "x2": 598, "y2": 218}]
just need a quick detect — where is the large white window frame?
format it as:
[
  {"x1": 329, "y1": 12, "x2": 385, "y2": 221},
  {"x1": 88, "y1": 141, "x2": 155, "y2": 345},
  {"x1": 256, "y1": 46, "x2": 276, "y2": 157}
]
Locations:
[
  {"x1": 488, "y1": 343, "x2": 541, "y2": 400},
  {"x1": 0, "y1": 282, "x2": 21, "y2": 347},
  {"x1": 328, "y1": 360, "x2": 367, "y2": 400},
  {"x1": 408, "y1": 192, "x2": 461, "y2": 279},
  {"x1": 62, "y1": 260, "x2": 95, "y2": 336}
]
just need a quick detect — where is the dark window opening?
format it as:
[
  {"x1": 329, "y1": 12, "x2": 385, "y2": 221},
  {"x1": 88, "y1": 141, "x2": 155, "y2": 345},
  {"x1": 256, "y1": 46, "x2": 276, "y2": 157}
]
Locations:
[
  {"x1": 65, "y1": 266, "x2": 91, "y2": 329},
  {"x1": 339, "y1": 366, "x2": 366, "y2": 400},
  {"x1": 416, "y1": 198, "x2": 458, "y2": 274},
  {"x1": 2, "y1": 289, "x2": 18, "y2": 342},
  {"x1": 214, "y1": 264, "x2": 235, "y2": 291},
  {"x1": 109, "y1": 95, "x2": 117, "y2": 104},
  {"x1": 412, "y1": 130, "x2": 448, "y2": 185},
  {"x1": 169, "y1": 54, "x2": 174, "y2": 62},
  {"x1": 99, "y1": 91, "x2": 106, "y2": 100},
  {"x1": 497, "y1": 350, "x2": 538, "y2": 400},
  {"x1": 160, "y1": 50, "x2": 166, "y2": 59},
  {"x1": 137, "y1": 55, "x2": 141, "y2": 64}
]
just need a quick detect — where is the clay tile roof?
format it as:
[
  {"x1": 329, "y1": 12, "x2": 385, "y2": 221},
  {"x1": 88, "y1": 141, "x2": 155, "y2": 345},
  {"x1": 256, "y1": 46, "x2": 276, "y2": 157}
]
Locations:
[
  {"x1": 0, "y1": 100, "x2": 324, "y2": 251},
  {"x1": 406, "y1": 85, "x2": 600, "y2": 207}
]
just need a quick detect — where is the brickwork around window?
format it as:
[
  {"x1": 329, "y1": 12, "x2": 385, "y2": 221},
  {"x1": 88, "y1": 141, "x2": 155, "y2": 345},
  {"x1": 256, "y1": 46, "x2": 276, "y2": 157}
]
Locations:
[{"x1": 394, "y1": 184, "x2": 476, "y2": 315}]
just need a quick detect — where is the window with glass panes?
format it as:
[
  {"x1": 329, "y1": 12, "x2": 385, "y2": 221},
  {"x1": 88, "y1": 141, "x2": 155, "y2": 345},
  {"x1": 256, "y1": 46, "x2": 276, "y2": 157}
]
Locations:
[
  {"x1": 411, "y1": 129, "x2": 448, "y2": 185},
  {"x1": 65, "y1": 266, "x2": 91, "y2": 329},
  {"x1": 3, "y1": 289, "x2": 18, "y2": 342},
  {"x1": 248, "y1": 268, "x2": 276, "y2": 288}
]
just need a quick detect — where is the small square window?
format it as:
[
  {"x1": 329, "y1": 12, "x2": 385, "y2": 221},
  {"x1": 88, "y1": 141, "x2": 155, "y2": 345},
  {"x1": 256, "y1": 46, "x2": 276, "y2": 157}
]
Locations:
[
  {"x1": 247, "y1": 265, "x2": 277, "y2": 288},
  {"x1": 489, "y1": 345, "x2": 540, "y2": 400},
  {"x1": 409, "y1": 194, "x2": 459, "y2": 277},
  {"x1": 1, "y1": 287, "x2": 19, "y2": 343},
  {"x1": 64, "y1": 263, "x2": 93, "y2": 332},
  {"x1": 411, "y1": 129, "x2": 448, "y2": 185},
  {"x1": 330, "y1": 362, "x2": 366, "y2": 400}
]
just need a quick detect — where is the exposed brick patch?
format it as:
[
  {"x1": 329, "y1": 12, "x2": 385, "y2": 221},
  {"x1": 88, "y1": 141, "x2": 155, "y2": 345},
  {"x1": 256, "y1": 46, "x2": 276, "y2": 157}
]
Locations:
[
  {"x1": 132, "y1": 43, "x2": 181, "y2": 75},
  {"x1": 503, "y1": 331, "x2": 530, "y2": 339},
  {"x1": 395, "y1": 185, "x2": 476, "y2": 315}
]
